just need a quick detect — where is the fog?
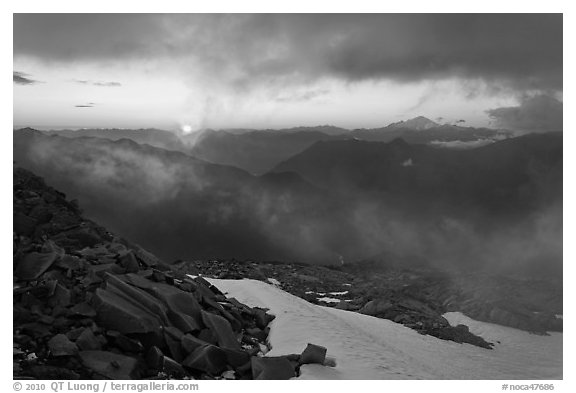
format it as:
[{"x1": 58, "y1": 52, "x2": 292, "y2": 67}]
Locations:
[{"x1": 13, "y1": 130, "x2": 562, "y2": 280}]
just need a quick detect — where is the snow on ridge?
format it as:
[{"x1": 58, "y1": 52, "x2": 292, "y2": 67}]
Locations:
[
  {"x1": 317, "y1": 297, "x2": 341, "y2": 304},
  {"x1": 206, "y1": 277, "x2": 562, "y2": 380},
  {"x1": 329, "y1": 291, "x2": 349, "y2": 296}
]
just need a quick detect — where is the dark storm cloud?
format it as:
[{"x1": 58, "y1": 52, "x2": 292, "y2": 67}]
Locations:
[
  {"x1": 13, "y1": 71, "x2": 40, "y2": 85},
  {"x1": 14, "y1": 14, "x2": 562, "y2": 91},
  {"x1": 73, "y1": 79, "x2": 122, "y2": 87},
  {"x1": 486, "y1": 95, "x2": 563, "y2": 132}
]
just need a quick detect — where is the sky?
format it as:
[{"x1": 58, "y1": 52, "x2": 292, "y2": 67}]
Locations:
[{"x1": 13, "y1": 14, "x2": 563, "y2": 132}]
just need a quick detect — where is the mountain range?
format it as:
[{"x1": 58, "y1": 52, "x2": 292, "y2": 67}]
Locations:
[
  {"x1": 40, "y1": 117, "x2": 512, "y2": 174},
  {"x1": 13, "y1": 122, "x2": 562, "y2": 278}
]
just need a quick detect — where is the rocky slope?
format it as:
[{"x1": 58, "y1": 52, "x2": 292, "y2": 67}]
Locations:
[
  {"x1": 175, "y1": 258, "x2": 562, "y2": 348},
  {"x1": 13, "y1": 167, "x2": 333, "y2": 380}
]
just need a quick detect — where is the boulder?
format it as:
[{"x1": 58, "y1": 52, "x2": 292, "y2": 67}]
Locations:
[
  {"x1": 27, "y1": 365, "x2": 80, "y2": 380},
  {"x1": 201, "y1": 310, "x2": 240, "y2": 350},
  {"x1": 14, "y1": 212, "x2": 38, "y2": 237},
  {"x1": 222, "y1": 348, "x2": 251, "y2": 369},
  {"x1": 15, "y1": 250, "x2": 59, "y2": 280},
  {"x1": 79, "y1": 350, "x2": 140, "y2": 379},
  {"x1": 146, "y1": 346, "x2": 164, "y2": 371},
  {"x1": 181, "y1": 334, "x2": 209, "y2": 355},
  {"x1": 359, "y1": 299, "x2": 394, "y2": 316},
  {"x1": 113, "y1": 334, "x2": 144, "y2": 353},
  {"x1": 253, "y1": 308, "x2": 274, "y2": 329},
  {"x1": 47, "y1": 283, "x2": 71, "y2": 307},
  {"x1": 91, "y1": 274, "x2": 169, "y2": 336},
  {"x1": 163, "y1": 355, "x2": 186, "y2": 378},
  {"x1": 118, "y1": 251, "x2": 140, "y2": 273},
  {"x1": 134, "y1": 247, "x2": 161, "y2": 268},
  {"x1": 48, "y1": 334, "x2": 78, "y2": 357},
  {"x1": 69, "y1": 302, "x2": 97, "y2": 318},
  {"x1": 122, "y1": 273, "x2": 204, "y2": 330},
  {"x1": 300, "y1": 343, "x2": 327, "y2": 365},
  {"x1": 182, "y1": 345, "x2": 227, "y2": 375},
  {"x1": 76, "y1": 329, "x2": 102, "y2": 351},
  {"x1": 251, "y1": 357, "x2": 296, "y2": 380},
  {"x1": 164, "y1": 330, "x2": 185, "y2": 362}
]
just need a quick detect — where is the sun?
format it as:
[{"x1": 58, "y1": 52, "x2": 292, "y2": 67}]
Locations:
[{"x1": 181, "y1": 124, "x2": 193, "y2": 134}]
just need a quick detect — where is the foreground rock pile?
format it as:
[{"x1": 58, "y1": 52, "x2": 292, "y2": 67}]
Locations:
[{"x1": 13, "y1": 167, "x2": 331, "y2": 380}]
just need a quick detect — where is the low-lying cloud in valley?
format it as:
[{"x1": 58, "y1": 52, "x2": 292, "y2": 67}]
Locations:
[{"x1": 487, "y1": 94, "x2": 563, "y2": 133}]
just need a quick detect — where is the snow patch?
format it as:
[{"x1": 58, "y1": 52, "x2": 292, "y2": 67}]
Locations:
[
  {"x1": 329, "y1": 291, "x2": 349, "y2": 296},
  {"x1": 267, "y1": 277, "x2": 281, "y2": 286},
  {"x1": 206, "y1": 278, "x2": 562, "y2": 380},
  {"x1": 317, "y1": 297, "x2": 341, "y2": 304}
]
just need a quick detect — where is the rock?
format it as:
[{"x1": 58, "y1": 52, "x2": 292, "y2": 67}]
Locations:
[
  {"x1": 14, "y1": 212, "x2": 38, "y2": 237},
  {"x1": 163, "y1": 356, "x2": 186, "y2": 378},
  {"x1": 88, "y1": 263, "x2": 125, "y2": 278},
  {"x1": 66, "y1": 327, "x2": 85, "y2": 341},
  {"x1": 182, "y1": 345, "x2": 227, "y2": 375},
  {"x1": 201, "y1": 310, "x2": 240, "y2": 350},
  {"x1": 61, "y1": 228, "x2": 102, "y2": 248},
  {"x1": 91, "y1": 273, "x2": 169, "y2": 336},
  {"x1": 197, "y1": 329, "x2": 218, "y2": 345},
  {"x1": 146, "y1": 346, "x2": 164, "y2": 371},
  {"x1": 251, "y1": 357, "x2": 296, "y2": 380},
  {"x1": 164, "y1": 331, "x2": 185, "y2": 363},
  {"x1": 55, "y1": 255, "x2": 83, "y2": 271},
  {"x1": 48, "y1": 334, "x2": 78, "y2": 357},
  {"x1": 69, "y1": 302, "x2": 97, "y2": 318},
  {"x1": 76, "y1": 329, "x2": 102, "y2": 351},
  {"x1": 181, "y1": 334, "x2": 209, "y2": 354},
  {"x1": 27, "y1": 365, "x2": 80, "y2": 380},
  {"x1": 47, "y1": 283, "x2": 71, "y2": 307},
  {"x1": 79, "y1": 350, "x2": 141, "y2": 379},
  {"x1": 15, "y1": 250, "x2": 59, "y2": 280},
  {"x1": 245, "y1": 327, "x2": 267, "y2": 341},
  {"x1": 121, "y1": 273, "x2": 204, "y2": 332},
  {"x1": 134, "y1": 247, "x2": 160, "y2": 268},
  {"x1": 222, "y1": 348, "x2": 251, "y2": 369},
  {"x1": 253, "y1": 308, "x2": 274, "y2": 329},
  {"x1": 118, "y1": 251, "x2": 140, "y2": 273},
  {"x1": 114, "y1": 335, "x2": 144, "y2": 353},
  {"x1": 359, "y1": 299, "x2": 394, "y2": 316},
  {"x1": 300, "y1": 343, "x2": 327, "y2": 365}
]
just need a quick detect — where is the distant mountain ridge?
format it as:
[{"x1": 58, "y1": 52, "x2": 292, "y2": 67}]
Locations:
[
  {"x1": 386, "y1": 116, "x2": 440, "y2": 130},
  {"x1": 36, "y1": 118, "x2": 517, "y2": 173},
  {"x1": 43, "y1": 128, "x2": 188, "y2": 153}
]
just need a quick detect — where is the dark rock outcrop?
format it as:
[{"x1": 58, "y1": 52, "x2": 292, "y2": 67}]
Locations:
[{"x1": 14, "y1": 166, "x2": 333, "y2": 380}]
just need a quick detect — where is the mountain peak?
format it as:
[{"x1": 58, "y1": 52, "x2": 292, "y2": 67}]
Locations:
[{"x1": 387, "y1": 116, "x2": 439, "y2": 131}]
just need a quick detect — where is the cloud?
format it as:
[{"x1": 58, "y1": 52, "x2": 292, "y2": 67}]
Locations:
[
  {"x1": 486, "y1": 95, "x2": 563, "y2": 132},
  {"x1": 73, "y1": 79, "x2": 121, "y2": 87},
  {"x1": 14, "y1": 14, "x2": 562, "y2": 92},
  {"x1": 274, "y1": 89, "x2": 330, "y2": 103},
  {"x1": 13, "y1": 71, "x2": 40, "y2": 85}
]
